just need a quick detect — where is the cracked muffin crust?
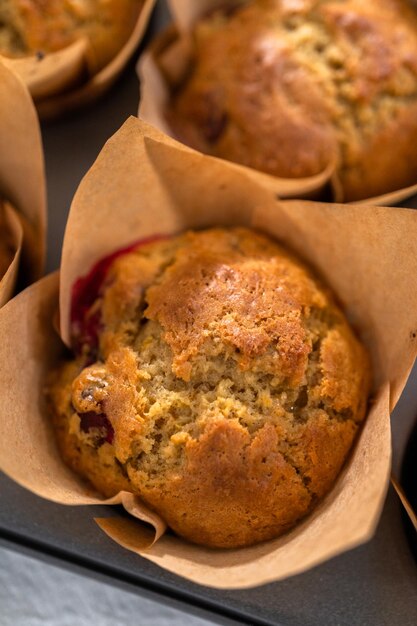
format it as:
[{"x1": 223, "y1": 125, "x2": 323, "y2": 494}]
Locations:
[
  {"x1": 48, "y1": 228, "x2": 371, "y2": 548},
  {"x1": 0, "y1": 0, "x2": 143, "y2": 73},
  {"x1": 169, "y1": 0, "x2": 417, "y2": 201}
]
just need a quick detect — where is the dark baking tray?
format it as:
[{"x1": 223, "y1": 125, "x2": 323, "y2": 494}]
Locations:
[
  {"x1": 401, "y1": 397, "x2": 417, "y2": 564},
  {"x1": 1, "y1": 3, "x2": 417, "y2": 625}
]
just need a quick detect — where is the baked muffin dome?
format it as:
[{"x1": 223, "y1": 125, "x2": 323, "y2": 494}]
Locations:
[
  {"x1": 49, "y1": 228, "x2": 371, "y2": 548},
  {"x1": 0, "y1": 0, "x2": 142, "y2": 72},
  {"x1": 169, "y1": 0, "x2": 417, "y2": 201}
]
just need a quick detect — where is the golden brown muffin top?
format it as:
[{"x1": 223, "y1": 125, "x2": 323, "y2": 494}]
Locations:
[
  {"x1": 170, "y1": 0, "x2": 417, "y2": 200},
  {"x1": 70, "y1": 227, "x2": 372, "y2": 446},
  {"x1": 0, "y1": 0, "x2": 142, "y2": 72},
  {"x1": 145, "y1": 228, "x2": 328, "y2": 385},
  {"x1": 79, "y1": 231, "x2": 369, "y2": 472}
]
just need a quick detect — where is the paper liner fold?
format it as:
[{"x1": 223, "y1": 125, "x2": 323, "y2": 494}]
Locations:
[
  {"x1": 2, "y1": 0, "x2": 156, "y2": 119},
  {"x1": 0, "y1": 202, "x2": 23, "y2": 308},
  {"x1": 0, "y1": 61, "x2": 45, "y2": 300},
  {"x1": 137, "y1": 0, "x2": 417, "y2": 205},
  {"x1": 1, "y1": 39, "x2": 88, "y2": 101},
  {"x1": 1, "y1": 117, "x2": 416, "y2": 588}
]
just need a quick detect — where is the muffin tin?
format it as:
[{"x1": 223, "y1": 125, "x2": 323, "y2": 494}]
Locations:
[
  {"x1": 401, "y1": 407, "x2": 417, "y2": 562},
  {"x1": 1, "y1": 3, "x2": 416, "y2": 624}
]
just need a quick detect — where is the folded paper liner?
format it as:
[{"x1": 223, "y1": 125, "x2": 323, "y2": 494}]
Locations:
[
  {"x1": 0, "y1": 202, "x2": 23, "y2": 308},
  {"x1": 1, "y1": 118, "x2": 416, "y2": 589},
  {"x1": 1, "y1": 0, "x2": 156, "y2": 120},
  {"x1": 0, "y1": 61, "x2": 46, "y2": 304},
  {"x1": 137, "y1": 0, "x2": 417, "y2": 206}
]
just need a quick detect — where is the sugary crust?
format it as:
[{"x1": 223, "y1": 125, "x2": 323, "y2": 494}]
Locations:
[
  {"x1": 0, "y1": 0, "x2": 143, "y2": 72},
  {"x1": 145, "y1": 228, "x2": 322, "y2": 384},
  {"x1": 48, "y1": 228, "x2": 371, "y2": 548},
  {"x1": 169, "y1": 0, "x2": 417, "y2": 200},
  {"x1": 138, "y1": 421, "x2": 313, "y2": 547},
  {"x1": 135, "y1": 415, "x2": 358, "y2": 547}
]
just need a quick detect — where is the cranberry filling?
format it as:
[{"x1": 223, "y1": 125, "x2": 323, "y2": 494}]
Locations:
[
  {"x1": 70, "y1": 235, "x2": 168, "y2": 360},
  {"x1": 79, "y1": 411, "x2": 114, "y2": 445},
  {"x1": 203, "y1": 110, "x2": 228, "y2": 144}
]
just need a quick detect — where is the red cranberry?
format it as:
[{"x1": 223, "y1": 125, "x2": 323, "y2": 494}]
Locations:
[
  {"x1": 70, "y1": 235, "x2": 168, "y2": 361},
  {"x1": 79, "y1": 412, "x2": 114, "y2": 445}
]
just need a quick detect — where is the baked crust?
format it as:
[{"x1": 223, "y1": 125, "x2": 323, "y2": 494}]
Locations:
[
  {"x1": 0, "y1": 0, "x2": 143, "y2": 73},
  {"x1": 169, "y1": 0, "x2": 417, "y2": 201},
  {"x1": 48, "y1": 228, "x2": 371, "y2": 548}
]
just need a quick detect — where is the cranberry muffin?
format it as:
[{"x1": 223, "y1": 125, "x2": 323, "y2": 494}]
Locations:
[
  {"x1": 0, "y1": 0, "x2": 143, "y2": 73},
  {"x1": 169, "y1": 0, "x2": 417, "y2": 201},
  {"x1": 48, "y1": 228, "x2": 371, "y2": 548}
]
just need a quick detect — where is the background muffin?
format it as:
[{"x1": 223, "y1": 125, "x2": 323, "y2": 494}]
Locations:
[
  {"x1": 0, "y1": 0, "x2": 143, "y2": 73},
  {"x1": 49, "y1": 228, "x2": 371, "y2": 548},
  {"x1": 168, "y1": 0, "x2": 417, "y2": 201}
]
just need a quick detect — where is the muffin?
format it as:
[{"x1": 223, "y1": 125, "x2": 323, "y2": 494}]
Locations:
[
  {"x1": 168, "y1": 0, "x2": 417, "y2": 201},
  {"x1": 48, "y1": 228, "x2": 371, "y2": 548},
  {"x1": 0, "y1": 0, "x2": 143, "y2": 73}
]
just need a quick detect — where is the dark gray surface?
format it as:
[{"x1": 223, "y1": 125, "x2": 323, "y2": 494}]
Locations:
[
  {"x1": 1, "y1": 1, "x2": 417, "y2": 625},
  {"x1": 0, "y1": 545, "x2": 218, "y2": 626}
]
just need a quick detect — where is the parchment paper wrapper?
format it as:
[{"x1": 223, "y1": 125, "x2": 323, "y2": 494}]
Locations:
[
  {"x1": 0, "y1": 61, "x2": 46, "y2": 304},
  {"x1": 0, "y1": 202, "x2": 23, "y2": 308},
  {"x1": 137, "y1": 0, "x2": 417, "y2": 206},
  {"x1": 1, "y1": 118, "x2": 417, "y2": 589},
  {"x1": 1, "y1": 0, "x2": 156, "y2": 120}
]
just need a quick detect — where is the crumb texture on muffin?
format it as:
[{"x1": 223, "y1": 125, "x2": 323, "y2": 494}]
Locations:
[
  {"x1": 169, "y1": 0, "x2": 417, "y2": 200},
  {"x1": 0, "y1": 0, "x2": 143, "y2": 72},
  {"x1": 48, "y1": 228, "x2": 371, "y2": 548}
]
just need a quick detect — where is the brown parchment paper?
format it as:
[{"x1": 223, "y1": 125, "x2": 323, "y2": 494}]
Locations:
[
  {"x1": 1, "y1": 117, "x2": 417, "y2": 588},
  {"x1": 0, "y1": 60, "x2": 46, "y2": 295},
  {"x1": 0, "y1": 202, "x2": 23, "y2": 308},
  {"x1": 137, "y1": 0, "x2": 417, "y2": 206},
  {"x1": 2, "y1": 0, "x2": 156, "y2": 120},
  {"x1": 1, "y1": 39, "x2": 88, "y2": 101}
]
